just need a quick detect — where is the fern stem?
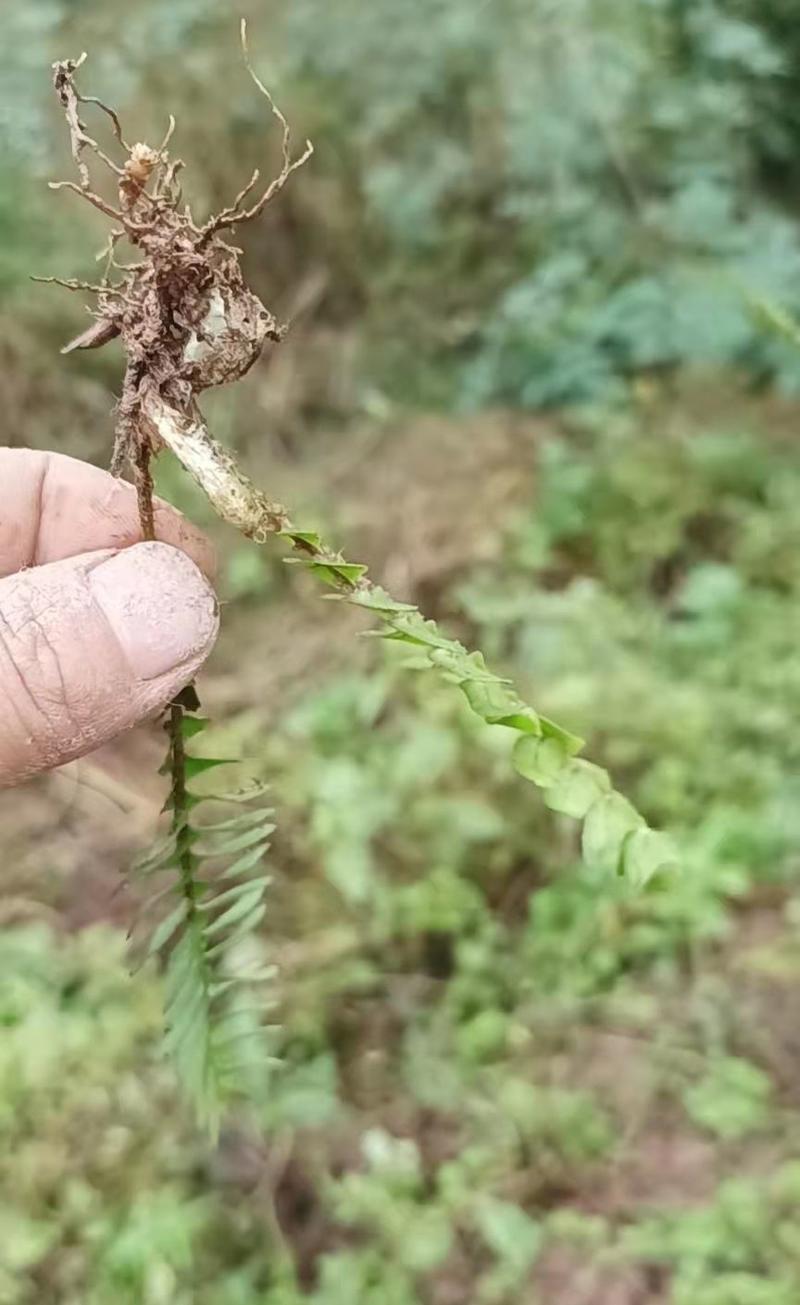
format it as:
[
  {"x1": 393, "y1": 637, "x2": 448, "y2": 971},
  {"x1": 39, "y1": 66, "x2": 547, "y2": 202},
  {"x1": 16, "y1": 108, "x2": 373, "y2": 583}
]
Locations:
[
  {"x1": 166, "y1": 698, "x2": 211, "y2": 1008},
  {"x1": 134, "y1": 442, "x2": 156, "y2": 543},
  {"x1": 164, "y1": 691, "x2": 217, "y2": 1127},
  {"x1": 137, "y1": 682, "x2": 275, "y2": 1132},
  {"x1": 167, "y1": 701, "x2": 194, "y2": 899}
]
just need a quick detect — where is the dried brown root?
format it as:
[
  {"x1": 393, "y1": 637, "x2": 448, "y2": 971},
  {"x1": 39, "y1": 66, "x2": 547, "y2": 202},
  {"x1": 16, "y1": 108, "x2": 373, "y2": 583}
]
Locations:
[
  {"x1": 76, "y1": 93, "x2": 130, "y2": 152},
  {"x1": 47, "y1": 179, "x2": 128, "y2": 225},
  {"x1": 53, "y1": 54, "x2": 92, "y2": 188},
  {"x1": 46, "y1": 30, "x2": 313, "y2": 540},
  {"x1": 61, "y1": 317, "x2": 121, "y2": 356},
  {"x1": 197, "y1": 21, "x2": 313, "y2": 240},
  {"x1": 133, "y1": 439, "x2": 156, "y2": 541},
  {"x1": 32, "y1": 274, "x2": 124, "y2": 296}
]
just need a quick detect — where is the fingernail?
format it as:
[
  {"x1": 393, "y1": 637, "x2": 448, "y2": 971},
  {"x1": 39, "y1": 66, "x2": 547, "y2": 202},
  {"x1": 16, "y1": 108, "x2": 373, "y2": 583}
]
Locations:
[{"x1": 89, "y1": 541, "x2": 219, "y2": 681}]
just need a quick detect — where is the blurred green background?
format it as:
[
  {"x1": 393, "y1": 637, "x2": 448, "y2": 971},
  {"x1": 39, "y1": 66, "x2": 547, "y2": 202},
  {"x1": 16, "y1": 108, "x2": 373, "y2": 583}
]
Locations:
[{"x1": 6, "y1": 1, "x2": 800, "y2": 1301}]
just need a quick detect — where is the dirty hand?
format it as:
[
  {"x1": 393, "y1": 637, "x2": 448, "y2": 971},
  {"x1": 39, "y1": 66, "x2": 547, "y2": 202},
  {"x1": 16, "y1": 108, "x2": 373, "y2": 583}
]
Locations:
[{"x1": 0, "y1": 449, "x2": 219, "y2": 788}]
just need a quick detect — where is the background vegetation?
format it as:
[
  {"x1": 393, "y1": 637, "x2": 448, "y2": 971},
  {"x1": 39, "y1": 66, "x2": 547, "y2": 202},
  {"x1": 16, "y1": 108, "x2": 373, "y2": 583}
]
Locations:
[{"x1": 5, "y1": 1, "x2": 800, "y2": 1301}]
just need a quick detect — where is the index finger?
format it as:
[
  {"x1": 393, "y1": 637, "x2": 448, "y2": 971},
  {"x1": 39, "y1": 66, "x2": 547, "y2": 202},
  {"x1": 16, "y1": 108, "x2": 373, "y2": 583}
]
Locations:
[{"x1": 0, "y1": 448, "x2": 216, "y2": 579}]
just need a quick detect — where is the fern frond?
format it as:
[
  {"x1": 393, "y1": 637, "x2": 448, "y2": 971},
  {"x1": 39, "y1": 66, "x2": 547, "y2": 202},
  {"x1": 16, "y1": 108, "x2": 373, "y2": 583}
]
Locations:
[
  {"x1": 133, "y1": 690, "x2": 276, "y2": 1138},
  {"x1": 284, "y1": 556, "x2": 678, "y2": 888},
  {"x1": 145, "y1": 396, "x2": 679, "y2": 889}
]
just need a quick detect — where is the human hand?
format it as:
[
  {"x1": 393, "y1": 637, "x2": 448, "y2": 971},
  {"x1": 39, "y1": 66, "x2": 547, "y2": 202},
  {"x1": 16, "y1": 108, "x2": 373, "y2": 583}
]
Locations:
[{"x1": 0, "y1": 448, "x2": 219, "y2": 788}]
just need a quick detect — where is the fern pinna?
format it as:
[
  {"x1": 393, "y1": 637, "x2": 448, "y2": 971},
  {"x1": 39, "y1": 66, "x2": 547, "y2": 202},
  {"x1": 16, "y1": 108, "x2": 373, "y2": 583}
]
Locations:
[{"x1": 133, "y1": 685, "x2": 276, "y2": 1136}]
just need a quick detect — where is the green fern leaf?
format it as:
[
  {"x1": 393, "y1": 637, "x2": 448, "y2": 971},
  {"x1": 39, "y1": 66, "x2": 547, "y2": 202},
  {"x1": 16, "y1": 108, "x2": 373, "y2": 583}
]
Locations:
[{"x1": 132, "y1": 693, "x2": 276, "y2": 1138}]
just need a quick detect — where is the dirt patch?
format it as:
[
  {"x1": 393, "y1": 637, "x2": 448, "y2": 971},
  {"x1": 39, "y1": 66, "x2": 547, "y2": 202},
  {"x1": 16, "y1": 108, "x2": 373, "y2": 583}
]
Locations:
[
  {"x1": 534, "y1": 1248, "x2": 666, "y2": 1305},
  {"x1": 318, "y1": 410, "x2": 541, "y2": 606}
]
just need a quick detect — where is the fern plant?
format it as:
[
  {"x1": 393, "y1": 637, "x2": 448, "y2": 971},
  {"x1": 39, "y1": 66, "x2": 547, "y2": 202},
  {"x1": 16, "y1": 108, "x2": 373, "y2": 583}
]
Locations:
[
  {"x1": 133, "y1": 685, "x2": 276, "y2": 1135},
  {"x1": 41, "y1": 31, "x2": 677, "y2": 1132}
]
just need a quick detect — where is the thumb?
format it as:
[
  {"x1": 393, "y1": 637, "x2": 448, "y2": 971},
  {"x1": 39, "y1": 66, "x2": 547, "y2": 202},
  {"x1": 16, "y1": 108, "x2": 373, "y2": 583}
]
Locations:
[{"x1": 0, "y1": 540, "x2": 219, "y2": 787}]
